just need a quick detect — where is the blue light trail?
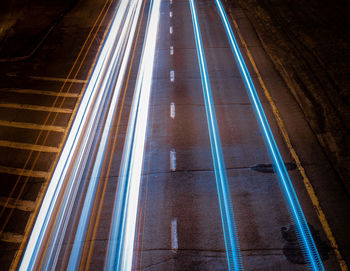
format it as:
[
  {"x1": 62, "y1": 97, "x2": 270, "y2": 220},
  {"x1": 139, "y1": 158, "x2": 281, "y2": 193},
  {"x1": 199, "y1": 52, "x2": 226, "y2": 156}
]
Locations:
[
  {"x1": 189, "y1": 0, "x2": 242, "y2": 270},
  {"x1": 214, "y1": 0, "x2": 325, "y2": 270}
]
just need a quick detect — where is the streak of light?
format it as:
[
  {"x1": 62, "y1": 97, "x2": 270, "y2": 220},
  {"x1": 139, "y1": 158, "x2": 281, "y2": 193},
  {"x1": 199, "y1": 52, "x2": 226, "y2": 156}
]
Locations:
[
  {"x1": 105, "y1": 0, "x2": 161, "y2": 269},
  {"x1": 67, "y1": 0, "x2": 144, "y2": 270},
  {"x1": 214, "y1": 0, "x2": 325, "y2": 270},
  {"x1": 189, "y1": 0, "x2": 242, "y2": 270},
  {"x1": 18, "y1": 0, "x2": 138, "y2": 269}
]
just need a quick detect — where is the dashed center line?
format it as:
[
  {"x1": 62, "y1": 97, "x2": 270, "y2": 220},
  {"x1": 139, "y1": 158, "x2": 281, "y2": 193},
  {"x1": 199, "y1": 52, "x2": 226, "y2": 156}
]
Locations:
[
  {"x1": 169, "y1": 26, "x2": 173, "y2": 34},
  {"x1": 171, "y1": 218, "x2": 178, "y2": 251},
  {"x1": 170, "y1": 45, "x2": 174, "y2": 55},
  {"x1": 170, "y1": 148, "x2": 176, "y2": 171},
  {"x1": 170, "y1": 70, "x2": 175, "y2": 82},
  {"x1": 169, "y1": 11, "x2": 173, "y2": 18},
  {"x1": 170, "y1": 102, "x2": 175, "y2": 119}
]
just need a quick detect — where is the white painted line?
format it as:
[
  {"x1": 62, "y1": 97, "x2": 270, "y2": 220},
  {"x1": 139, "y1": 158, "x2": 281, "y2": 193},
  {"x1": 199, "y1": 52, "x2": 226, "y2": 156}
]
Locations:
[
  {"x1": 0, "y1": 103, "x2": 73, "y2": 113},
  {"x1": 170, "y1": 148, "x2": 176, "y2": 171},
  {"x1": 0, "y1": 165, "x2": 49, "y2": 178},
  {"x1": 6, "y1": 73, "x2": 88, "y2": 83},
  {"x1": 0, "y1": 88, "x2": 80, "y2": 98},
  {"x1": 170, "y1": 70, "x2": 175, "y2": 82},
  {"x1": 169, "y1": 11, "x2": 173, "y2": 18},
  {"x1": 171, "y1": 218, "x2": 178, "y2": 251},
  {"x1": 0, "y1": 232, "x2": 24, "y2": 243},
  {"x1": 170, "y1": 102, "x2": 175, "y2": 119},
  {"x1": 0, "y1": 197, "x2": 35, "y2": 212},
  {"x1": 169, "y1": 26, "x2": 173, "y2": 34},
  {"x1": 170, "y1": 0, "x2": 173, "y2": 4},
  {"x1": 170, "y1": 45, "x2": 174, "y2": 55}
]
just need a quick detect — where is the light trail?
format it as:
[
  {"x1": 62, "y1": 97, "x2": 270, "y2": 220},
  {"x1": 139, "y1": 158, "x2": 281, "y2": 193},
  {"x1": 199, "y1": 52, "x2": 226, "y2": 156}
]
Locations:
[
  {"x1": 105, "y1": 0, "x2": 161, "y2": 270},
  {"x1": 18, "y1": 0, "x2": 140, "y2": 269},
  {"x1": 189, "y1": 0, "x2": 242, "y2": 270},
  {"x1": 67, "y1": 0, "x2": 144, "y2": 270},
  {"x1": 214, "y1": 0, "x2": 325, "y2": 270}
]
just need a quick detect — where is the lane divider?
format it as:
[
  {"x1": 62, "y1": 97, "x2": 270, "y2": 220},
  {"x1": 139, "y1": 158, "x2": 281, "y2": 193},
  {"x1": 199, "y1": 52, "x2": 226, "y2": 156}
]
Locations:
[
  {"x1": 214, "y1": 0, "x2": 325, "y2": 270},
  {"x1": 189, "y1": 0, "x2": 242, "y2": 270}
]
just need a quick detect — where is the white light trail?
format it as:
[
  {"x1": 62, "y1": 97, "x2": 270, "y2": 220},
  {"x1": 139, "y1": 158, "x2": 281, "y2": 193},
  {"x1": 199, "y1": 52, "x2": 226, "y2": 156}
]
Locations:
[
  {"x1": 18, "y1": 0, "x2": 141, "y2": 269},
  {"x1": 105, "y1": 0, "x2": 161, "y2": 269},
  {"x1": 67, "y1": 0, "x2": 144, "y2": 269}
]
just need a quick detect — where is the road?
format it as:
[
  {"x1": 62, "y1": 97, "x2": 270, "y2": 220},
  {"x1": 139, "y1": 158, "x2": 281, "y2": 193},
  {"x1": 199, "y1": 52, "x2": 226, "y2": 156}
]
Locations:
[{"x1": 0, "y1": 0, "x2": 349, "y2": 270}]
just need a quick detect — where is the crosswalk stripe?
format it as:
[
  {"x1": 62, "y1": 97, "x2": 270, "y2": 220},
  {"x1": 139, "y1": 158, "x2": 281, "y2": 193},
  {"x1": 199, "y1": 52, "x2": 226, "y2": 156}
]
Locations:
[
  {"x1": 0, "y1": 232, "x2": 24, "y2": 243},
  {"x1": 0, "y1": 140, "x2": 59, "y2": 152},
  {"x1": 0, "y1": 197, "x2": 35, "y2": 212},
  {"x1": 0, "y1": 103, "x2": 73, "y2": 113},
  {"x1": 0, "y1": 88, "x2": 80, "y2": 98},
  {"x1": 0, "y1": 120, "x2": 65, "y2": 132},
  {"x1": 0, "y1": 165, "x2": 49, "y2": 179}
]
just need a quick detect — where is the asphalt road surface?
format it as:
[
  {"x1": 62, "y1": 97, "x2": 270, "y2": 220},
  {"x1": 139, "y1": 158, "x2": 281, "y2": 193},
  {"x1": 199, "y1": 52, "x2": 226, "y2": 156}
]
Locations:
[{"x1": 0, "y1": 0, "x2": 349, "y2": 270}]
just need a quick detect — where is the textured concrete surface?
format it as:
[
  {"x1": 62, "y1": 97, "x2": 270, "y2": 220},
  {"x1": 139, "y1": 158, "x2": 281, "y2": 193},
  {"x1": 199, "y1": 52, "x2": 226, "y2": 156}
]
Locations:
[
  {"x1": 228, "y1": 0, "x2": 350, "y2": 193},
  {"x1": 0, "y1": 0, "x2": 349, "y2": 270}
]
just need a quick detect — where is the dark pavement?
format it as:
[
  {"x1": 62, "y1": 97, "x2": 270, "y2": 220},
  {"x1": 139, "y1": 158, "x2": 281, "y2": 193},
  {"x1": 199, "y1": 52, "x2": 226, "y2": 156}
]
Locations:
[{"x1": 0, "y1": 0, "x2": 349, "y2": 270}]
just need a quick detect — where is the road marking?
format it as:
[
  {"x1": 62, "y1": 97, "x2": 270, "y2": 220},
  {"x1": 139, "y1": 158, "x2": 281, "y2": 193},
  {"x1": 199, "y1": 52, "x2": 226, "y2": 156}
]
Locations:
[
  {"x1": 0, "y1": 140, "x2": 59, "y2": 153},
  {"x1": 170, "y1": 0, "x2": 173, "y2": 4},
  {"x1": 171, "y1": 218, "x2": 178, "y2": 251},
  {"x1": 0, "y1": 197, "x2": 35, "y2": 212},
  {"x1": 0, "y1": 103, "x2": 73, "y2": 114},
  {"x1": 29, "y1": 76, "x2": 87, "y2": 84},
  {"x1": 0, "y1": 120, "x2": 65, "y2": 132},
  {"x1": 0, "y1": 232, "x2": 24, "y2": 243},
  {"x1": 169, "y1": 26, "x2": 173, "y2": 34},
  {"x1": 169, "y1": 11, "x2": 173, "y2": 18},
  {"x1": 170, "y1": 45, "x2": 174, "y2": 55},
  {"x1": 0, "y1": 89, "x2": 80, "y2": 98},
  {"x1": 0, "y1": 165, "x2": 49, "y2": 179},
  {"x1": 5, "y1": 73, "x2": 87, "y2": 84},
  {"x1": 227, "y1": 7, "x2": 348, "y2": 271},
  {"x1": 170, "y1": 70, "x2": 175, "y2": 82},
  {"x1": 170, "y1": 149, "x2": 176, "y2": 171},
  {"x1": 170, "y1": 102, "x2": 175, "y2": 119}
]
